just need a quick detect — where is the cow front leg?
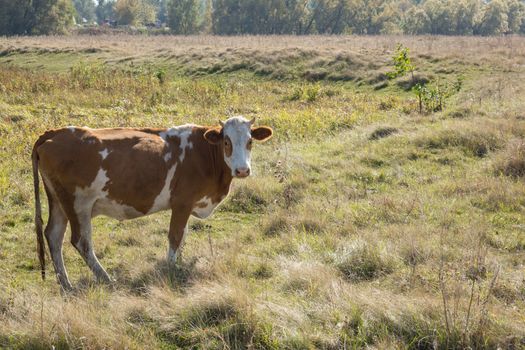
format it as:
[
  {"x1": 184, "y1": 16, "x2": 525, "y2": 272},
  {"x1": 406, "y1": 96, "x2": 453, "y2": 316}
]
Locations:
[{"x1": 167, "y1": 208, "x2": 191, "y2": 264}]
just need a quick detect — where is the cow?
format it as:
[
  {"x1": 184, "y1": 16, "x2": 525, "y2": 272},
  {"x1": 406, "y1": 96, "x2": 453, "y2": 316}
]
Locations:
[{"x1": 32, "y1": 116, "x2": 273, "y2": 290}]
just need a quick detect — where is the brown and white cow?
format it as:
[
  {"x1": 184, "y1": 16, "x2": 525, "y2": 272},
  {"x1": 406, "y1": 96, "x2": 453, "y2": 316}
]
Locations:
[{"x1": 32, "y1": 116, "x2": 273, "y2": 290}]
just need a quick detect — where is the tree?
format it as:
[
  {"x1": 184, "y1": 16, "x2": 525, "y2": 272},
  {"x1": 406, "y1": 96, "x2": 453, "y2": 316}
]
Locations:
[
  {"x1": 423, "y1": 0, "x2": 455, "y2": 35},
  {"x1": 0, "y1": 0, "x2": 32, "y2": 35},
  {"x1": 311, "y1": 0, "x2": 350, "y2": 34},
  {"x1": 277, "y1": 0, "x2": 311, "y2": 34},
  {"x1": 167, "y1": 0, "x2": 198, "y2": 33},
  {"x1": 476, "y1": 0, "x2": 509, "y2": 35},
  {"x1": 329, "y1": 0, "x2": 402, "y2": 35},
  {"x1": 31, "y1": 0, "x2": 75, "y2": 34},
  {"x1": 115, "y1": 0, "x2": 139, "y2": 24},
  {"x1": 402, "y1": 6, "x2": 430, "y2": 34},
  {"x1": 96, "y1": 0, "x2": 116, "y2": 23},
  {"x1": 0, "y1": 0, "x2": 74, "y2": 35},
  {"x1": 115, "y1": 0, "x2": 155, "y2": 25},
  {"x1": 506, "y1": 0, "x2": 524, "y2": 33},
  {"x1": 155, "y1": 0, "x2": 168, "y2": 24},
  {"x1": 73, "y1": 0, "x2": 96, "y2": 23},
  {"x1": 212, "y1": 0, "x2": 242, "y2": 34},
  {"x1": 453, "y1": 0, "x2": 480, "y2": 35}
]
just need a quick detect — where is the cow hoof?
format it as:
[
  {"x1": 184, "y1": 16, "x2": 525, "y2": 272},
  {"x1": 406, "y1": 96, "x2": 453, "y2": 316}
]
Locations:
[
  {"x1": 96, "y1": 274, "x2": 115, "y2": 285},
  {"x1": 59, "y1": 282, "x2": 74, "y2": 294}
]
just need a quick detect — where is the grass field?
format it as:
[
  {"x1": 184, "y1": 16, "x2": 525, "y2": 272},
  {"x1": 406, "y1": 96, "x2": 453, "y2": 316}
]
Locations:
[{"x1": 0, "y1": 35, "x2": 524, "y2": 349}]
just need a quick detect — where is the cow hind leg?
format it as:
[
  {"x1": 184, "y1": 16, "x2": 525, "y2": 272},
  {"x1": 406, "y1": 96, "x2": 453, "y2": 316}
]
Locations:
[
  {"x1": 69, "y1": 210, "x2": 112, "y2": 284},
  {"x1": 44, "y1": 190, "x2": 72, "y2": 291}
]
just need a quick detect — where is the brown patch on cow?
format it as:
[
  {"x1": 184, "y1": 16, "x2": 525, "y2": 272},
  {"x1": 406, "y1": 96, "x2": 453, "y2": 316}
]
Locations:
[
  {"x1": 203, "y1": 127, "x2": 222, "y2": 144},
  {"x1": 101, "y1": 130, "x2": 180, "y2": 214},
  {"x1": 173, "y1": 127, "x2": 232, "y2": 205},
  {"x1": 224, "y1": 135, "x2": 233, "y2": 157},
  {"x1": 37, "y1": 128, "x2": 102, "y2": 193}
]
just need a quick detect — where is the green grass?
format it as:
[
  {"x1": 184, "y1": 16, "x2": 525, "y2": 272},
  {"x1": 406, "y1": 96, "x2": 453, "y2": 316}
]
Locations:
[{"x1": 1, "y1": 35, "x2": 525, "y2": 349}]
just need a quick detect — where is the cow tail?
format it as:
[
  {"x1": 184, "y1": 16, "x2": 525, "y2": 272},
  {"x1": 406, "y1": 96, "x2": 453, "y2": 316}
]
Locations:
[{"x1": 32, "y1": 138, "x2": 46, "y2": 280}]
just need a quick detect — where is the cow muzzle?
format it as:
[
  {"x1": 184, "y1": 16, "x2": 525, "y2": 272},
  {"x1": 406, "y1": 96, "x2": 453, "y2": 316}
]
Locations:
[{"x1": 234, "y1": 167, "x2": 250, "y2": 178}]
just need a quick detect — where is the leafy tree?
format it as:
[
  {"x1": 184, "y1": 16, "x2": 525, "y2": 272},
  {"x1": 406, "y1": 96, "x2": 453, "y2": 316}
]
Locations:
[
  {"x1": 156, "y1": 0, "x2": 168, "y2": 23},
  {"x1": 453, "y1": 0, "x2": 480, "y2": 35},
  {"x1": 279, "y1": 0, "x2": 311, "y2": 34},
  {"x1": 0, "y1": 0, "x2": 74, "y2": 35},
  {"x1": 423, "y1": 0, "x2": 455, "y2": 35},
  {"x1": 73, "y1": 0, "x2": 96, "y2": 23},
  {"x1": 32, "y1": 0, "x2": 75, "y2": 34},
  {"x1": 387, "y1": 44, "x2": 415, "y2": 81},
  {"x1": 506, "y1": 0, "x2": 524, "y2": 33},
  {"x1": 402, "y1": 6, "x2": 430, "y2": 34},
  {"x1": 115, "y1": 0, "x2": 155, "y2": 25},
  {"x1": 167, "y1": 0, "x2": 198, "y2": 33},
  {"x1": 0, "y1": 0, "x2": 32, "y2": 35},
  {"x1": 476, "y1": 0, "x2": 509, "y2": 35},
  {"x1": 311, "y1": 0, "x2": 350, "y2": 34},
  {"x1": 96, "y1": 0, "x2": 116, "y2": 23}
]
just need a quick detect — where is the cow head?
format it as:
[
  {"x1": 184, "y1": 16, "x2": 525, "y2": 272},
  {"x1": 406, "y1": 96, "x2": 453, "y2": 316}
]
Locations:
[{"x1": 204, "y1": 116, "x2": 273, "y2": 178}]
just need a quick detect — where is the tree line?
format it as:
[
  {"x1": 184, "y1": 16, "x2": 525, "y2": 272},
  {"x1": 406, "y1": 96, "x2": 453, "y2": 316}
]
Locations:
[{"x1": 0, "y1": 0, "x2": 524, "y2": 36}]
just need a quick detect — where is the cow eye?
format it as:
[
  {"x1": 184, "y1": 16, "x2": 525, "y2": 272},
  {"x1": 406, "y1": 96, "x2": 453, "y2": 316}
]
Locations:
[{"x1": 247, "y1": 139, "x2": 253, "y2": 147}]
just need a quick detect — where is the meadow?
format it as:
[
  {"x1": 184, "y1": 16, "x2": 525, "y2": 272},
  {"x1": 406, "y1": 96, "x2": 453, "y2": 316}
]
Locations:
[{"x1": 0, "y1": 35, "x2": 524, "y2": 349}]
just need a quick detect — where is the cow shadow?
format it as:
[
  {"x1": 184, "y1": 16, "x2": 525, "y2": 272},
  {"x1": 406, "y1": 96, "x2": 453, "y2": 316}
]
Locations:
[
  {"x1": 65, "y1": 256, "x2": 200, "y2": 296},
  {"x1": 118, "y1": 257, "x2": 200, "y2": 295}
]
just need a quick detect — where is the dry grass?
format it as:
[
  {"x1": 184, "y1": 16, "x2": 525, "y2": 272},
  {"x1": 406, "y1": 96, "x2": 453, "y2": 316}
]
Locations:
[
  {"x1": 494, "y1": 139, "x2": 525, "y2": 178},
  {"x1": 1, "y1": 35, "x2": 525, "y2": 349}
]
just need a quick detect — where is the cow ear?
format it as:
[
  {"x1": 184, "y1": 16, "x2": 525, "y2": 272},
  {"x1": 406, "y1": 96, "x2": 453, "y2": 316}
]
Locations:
[
  {"x1": 204, "y1": 128, "x2": 222, "y2": 144},
  {"x1": 251, "y1": 126, "x2": 273, "y2": 142}
]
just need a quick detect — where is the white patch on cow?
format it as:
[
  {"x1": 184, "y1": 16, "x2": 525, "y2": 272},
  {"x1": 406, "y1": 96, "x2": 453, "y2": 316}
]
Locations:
[
  {"x1": 181, "y1": 225, "x2": 189, "y2": 246},
  {"x1": 73, "y1": 167, "x2": 143, "y2": 221},
  {"x1": 191, "y1": 196, "x2": 217, "y2": 219},
  {"x1": 92, "y1": 197, "x2": 143, "y2": 220},
  {"x1": 73, "y1": 168, "x2": 109, "y2": 215},
  {"x1": 221, "y1": 116, "x2": 252, "y2": 177},
  {"x1": 99, "y1": 148, "x2": 109, "y2": 160},
  {"x1": 159, "y1": 124, "x2": 195, "y2": 163},
  {"x1": 167, "y1": 225, "x2": 188, "y2": 263},
  {"x1": 148, "y1": 164, "x2": 177, "y2": 214},
  {"x1": 67, "y1": 126, "x2": 76, "y2": 133},
  {"x1": 167, "y1": 246, "x2": 177, "y2": 263},
  {"x1": 164, "y1": 152, "x2": 171, "y2": 162}
]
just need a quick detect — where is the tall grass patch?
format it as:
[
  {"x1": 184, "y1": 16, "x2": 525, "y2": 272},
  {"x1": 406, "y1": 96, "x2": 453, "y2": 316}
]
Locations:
[
  {"x1": 415, "y1": 126, "x2": 503, "y2": 158},
  {"x1": 493, "y1": 138, "x2": 525, "y2": 178},
  {"x1": 333, "y1": 240, "x2": 397, "y2": 282}
]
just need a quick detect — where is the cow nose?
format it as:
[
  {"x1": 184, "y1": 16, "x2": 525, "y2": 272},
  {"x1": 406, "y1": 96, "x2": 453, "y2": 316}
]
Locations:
[{"x1": 235, "y1": 167, "x2": 250, "y2": 178}]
